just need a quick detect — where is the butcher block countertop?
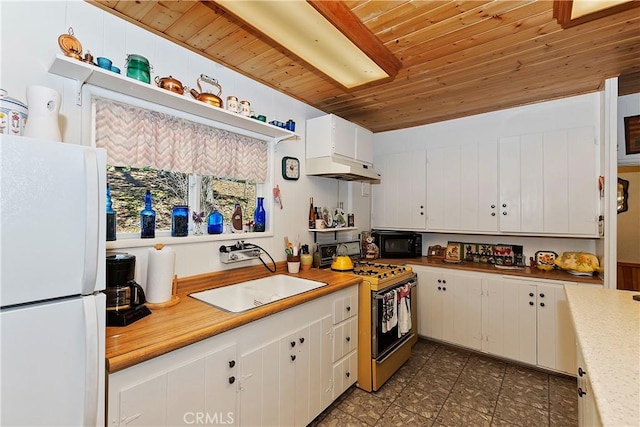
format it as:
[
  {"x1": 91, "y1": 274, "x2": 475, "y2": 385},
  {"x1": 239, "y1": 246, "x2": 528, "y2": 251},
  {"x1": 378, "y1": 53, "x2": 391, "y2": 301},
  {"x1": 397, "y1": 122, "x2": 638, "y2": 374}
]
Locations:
[
  {"x1": 105, "y1": 263, "x2": 361, "y2": 373},
  {"x1": 564, "y1": 286, "x2": 640, "y2": 426},
  {"x1": 377, "y1": 256, "x2": 603, "y2": 285}
]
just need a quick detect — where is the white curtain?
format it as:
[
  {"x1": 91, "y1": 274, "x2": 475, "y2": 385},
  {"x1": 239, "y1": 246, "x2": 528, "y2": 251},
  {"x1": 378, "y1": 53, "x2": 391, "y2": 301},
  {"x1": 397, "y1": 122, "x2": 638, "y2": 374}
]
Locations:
[{"x1": 94, "y1": 98, "x2": 268, "y2": 183}]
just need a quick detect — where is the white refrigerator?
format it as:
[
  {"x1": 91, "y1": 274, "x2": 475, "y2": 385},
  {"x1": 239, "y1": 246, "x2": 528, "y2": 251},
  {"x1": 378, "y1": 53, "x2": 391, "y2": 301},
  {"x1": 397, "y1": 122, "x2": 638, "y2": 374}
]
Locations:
[{"x1": 0, "y1": 134, "x2": 106, "y2": 426}]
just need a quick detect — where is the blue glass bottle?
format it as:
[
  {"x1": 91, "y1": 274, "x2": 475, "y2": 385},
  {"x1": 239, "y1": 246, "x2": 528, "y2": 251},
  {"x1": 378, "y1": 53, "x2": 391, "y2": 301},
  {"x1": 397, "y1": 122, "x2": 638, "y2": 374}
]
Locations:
[
  {"x1": 106, "y1": 184, "x2": 117, "y2": 241},
  {"x1": 254, "y1": 197, "x2": 266, "y2": 232},
  {"x1": 207, "y1": 208, "x2": 224, "y2": 234},
  {"x1": 171, "y1": 205, "x2": 189, "y2": 237},
  {"x1": 140, "y1": 189, "x2": 156, "y2": 238}
]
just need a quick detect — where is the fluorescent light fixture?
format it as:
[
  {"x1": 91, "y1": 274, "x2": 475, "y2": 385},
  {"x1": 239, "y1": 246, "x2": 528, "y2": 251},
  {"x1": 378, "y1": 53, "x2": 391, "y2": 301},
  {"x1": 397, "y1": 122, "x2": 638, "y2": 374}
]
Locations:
[
  {"x1": 214, "y1": 0, "x2": 400, "y2": 89},
  {"x1": 571, "y1": 0, "x2": 633, "y2": 18}
]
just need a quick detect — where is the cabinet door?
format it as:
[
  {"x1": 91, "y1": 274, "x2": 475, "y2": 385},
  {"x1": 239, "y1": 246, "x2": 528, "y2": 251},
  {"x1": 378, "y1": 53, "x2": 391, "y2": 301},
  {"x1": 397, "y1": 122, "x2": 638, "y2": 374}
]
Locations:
[
  {"x1": 427, "y1": 146, "x2": 461, "y2": 230},
  {"x1": 502, "y1": 281, "x2": 537, "y2": 364},
  {"x1": 119, "y1": 374, "x2": 167, "y2": 426},
  {"x1": 483, "y1": 279, "x2": 505, "y2": 355},
  {"x1": 452, "y1": 275, "x2": 482, "y2": 350},
  {"x1": 415, "y1": 268, "x2": 442, "y2": 339},
  {"x1": 332, "y1": 115, "x2": 356, "y2": 159},
  {"x1": 471, "y1": 140, "x2": 499, "y2": 232},
  {"x1": 309, "y1": 315, "x2": 333, "y2": 419},
  {"x1": 372, "y1": 150, "x2": 426, "y2": 229},
  {"x1": 205, "y1": 344, "x2": 238, "y2": 426},
  {"x1": 355, "y1": 125, "x2": 373, "y2": 164},
  {"x1": 239, "y1": 340, "x2": 280, "y2": 427},
  {"x1": 294, "y1": 327, "x2": 310, "y2": 426},
  {"x1": 166, "y1": 358, "x2": 206, "y2": 425},
  {"x1": 536, "y1": 284, "x2": 577, "y2": 375},
  {"x1": 567, "y1": 127, "x2": 598, "y2": 235},
  {"x1": 439, "y1": 275, "x2": 456, "y2": 343}
]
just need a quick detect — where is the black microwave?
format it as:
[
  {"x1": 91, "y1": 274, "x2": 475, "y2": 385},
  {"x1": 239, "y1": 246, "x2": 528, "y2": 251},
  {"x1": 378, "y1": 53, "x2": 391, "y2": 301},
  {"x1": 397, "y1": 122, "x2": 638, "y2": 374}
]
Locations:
[{"x1": 372, "y1": 231, "x2": 422, "y2": 258}]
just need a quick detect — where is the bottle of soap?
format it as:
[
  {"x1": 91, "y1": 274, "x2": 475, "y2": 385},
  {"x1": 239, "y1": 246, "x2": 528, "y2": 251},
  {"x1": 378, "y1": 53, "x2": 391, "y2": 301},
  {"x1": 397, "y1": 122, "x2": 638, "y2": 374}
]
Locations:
[
  {"x1": 231, "y1": 203, "x2": 243, "y2": 233},
  {"x1": 140, "y1": 189, "x2": 156, "y2": 239},
  {"x1": 106, "y1": 183, "x2": 116, "y2": 241}
]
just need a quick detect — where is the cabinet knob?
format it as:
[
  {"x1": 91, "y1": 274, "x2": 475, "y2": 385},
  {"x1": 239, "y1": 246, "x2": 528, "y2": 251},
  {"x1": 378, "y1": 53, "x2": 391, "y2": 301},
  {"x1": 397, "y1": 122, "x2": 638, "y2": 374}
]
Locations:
[
  {"x1": 437, "y1": 279, "x2": 442, "y2": 283},
  {"x1": 577, "y1": 387, "x2": 586, "y2": 397},
  {"x1": 345, "y1": 371, "x2": 350, "y2": 378},
  {"x1": 443, "y1": 287, "x2": 447, "y2": 291},
  {"x1": 437, "y1": 286, "x2": 442, "y2": 291},
  {"x1": 299, "y1": 337, "x2": 305, "y2": 344},
  {"x1": 491, "y1": 213, "x2": 496, "y2": 216},
  {"x1": 529, "y1": 293, "x2": 534, "y2": 297},
  {"x1": 539, "y1": 293, "x2": 545, "y2": 298},
  {"x1": 229, "y1": 360, "x2": 236, "y2": 368},
  {"x1": 290, "y1": 341, "x2": 296, "y2": 348},
  {"x1": 346, "y1": 306, "x2": 351, "y2": 312},
  {"x1": 502, "y1": 211, "x2": 507, "y2": 216},
  {"x1": 529, "y1": 301, "x2": 534, "y2": 306},
  {"x1": 291, "y1": 355, "x2": 296, "y2": 361},
  {"x1": 442, "y1": 280, "x2": 446, "y2": 284},
  {"x1": 491, "y1": 204, "x2": 496, "y2": 209},
  {"x1": 228, "y1": 376, "x2": 235, "y2": 384},
  {"x1": 502, "y1": 203, "x2": 507, "y2": 208},
  {"x1": 420, "y1": 205, "x2": 424, "y2": 209},
  {"x1": 540, "y1": 302, "x2": 545, "y2": 307},
  {"x1": 421, "y1": 212, "x2": 424, "y2": 215},
  {"x1": 578, "y1": 367, "x2": 586, "y2": 377},
  {"x1": 346, "y1": 336, "x2": 351, "y2": 342}
]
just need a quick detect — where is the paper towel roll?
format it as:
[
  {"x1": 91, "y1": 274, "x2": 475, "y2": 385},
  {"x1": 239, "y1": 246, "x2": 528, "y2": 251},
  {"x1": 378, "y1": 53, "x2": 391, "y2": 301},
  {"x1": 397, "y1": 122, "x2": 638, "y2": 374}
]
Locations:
[{"x1": 146, "y1": 244, "x2": 176, "y2": 303}]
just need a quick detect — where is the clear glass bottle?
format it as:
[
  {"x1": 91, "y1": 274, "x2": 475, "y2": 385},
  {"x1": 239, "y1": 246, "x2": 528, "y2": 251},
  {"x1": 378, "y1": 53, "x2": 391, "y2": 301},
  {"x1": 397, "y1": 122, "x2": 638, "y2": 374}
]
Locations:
[
  {"x1": 231, "y1": 203, "x2": 243, "y2": 233},
  {"x1": 254, "y1": 197, "x2": 266, "y2": 232},
  {"x1": 140, "y1": 189, "x2": 156, "y2": 239},
  {"x1": 171, "y1": 205, "x2": 189, "y2": 237},
  {"x1": 207, "y1": 208, "x2": 224, "y2": 234},
  {"x1": 106, "y1": 184, "x2": 117, "y2": 241}
]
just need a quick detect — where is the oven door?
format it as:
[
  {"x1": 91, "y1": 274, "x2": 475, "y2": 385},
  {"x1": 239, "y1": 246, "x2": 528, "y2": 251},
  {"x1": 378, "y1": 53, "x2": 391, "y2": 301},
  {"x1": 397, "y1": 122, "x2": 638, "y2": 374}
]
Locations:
[{"x1": 371, "y1": 275, "x2": 416, "y2": 360}]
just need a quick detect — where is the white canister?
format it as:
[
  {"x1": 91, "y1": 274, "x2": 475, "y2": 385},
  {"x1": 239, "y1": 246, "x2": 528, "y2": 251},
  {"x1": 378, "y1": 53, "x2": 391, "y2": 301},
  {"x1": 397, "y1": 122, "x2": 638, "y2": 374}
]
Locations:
[
  {"x1": 239, "y1": 100, "x2": 251, "y2": 117},
  {"x1": 146, "y1": 244, "x2": 176, "y2": 303},
  {"x1": 23, "y1": 85, "x2": 62, "y2": 142},
  {"x1": 0, "y1": 89, "x2": 28, "y2": 136},
  {"x1": 226, "y1": 96, "x2": 239, "y2": 113}
]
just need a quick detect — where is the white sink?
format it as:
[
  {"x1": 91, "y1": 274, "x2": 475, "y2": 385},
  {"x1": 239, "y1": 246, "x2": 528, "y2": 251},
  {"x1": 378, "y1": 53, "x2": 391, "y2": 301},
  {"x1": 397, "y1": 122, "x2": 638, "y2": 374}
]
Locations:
[{"x1": 189, "y1": 274, "x2": 328, "y2": 313}]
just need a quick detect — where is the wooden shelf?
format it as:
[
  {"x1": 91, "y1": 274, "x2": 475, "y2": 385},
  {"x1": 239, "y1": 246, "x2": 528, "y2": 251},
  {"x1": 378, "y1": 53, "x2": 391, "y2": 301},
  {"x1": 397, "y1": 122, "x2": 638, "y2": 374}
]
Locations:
[
  {"x1": 49, "y1": 54, "x2": 298, "y2": 143},
  {"x1": 307, "y1": 227, "x2": 358, "y2": 242}
]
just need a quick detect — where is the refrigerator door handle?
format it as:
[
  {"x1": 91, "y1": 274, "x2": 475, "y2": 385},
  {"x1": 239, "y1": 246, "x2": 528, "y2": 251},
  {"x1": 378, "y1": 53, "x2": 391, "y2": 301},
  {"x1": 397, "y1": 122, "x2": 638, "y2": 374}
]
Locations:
[
  {"x1": 81, "y1": 148, "x2": 99, "y2": 296},
  {"x1": 82, "y1": 296, "x2": 100, "y2": 426}
]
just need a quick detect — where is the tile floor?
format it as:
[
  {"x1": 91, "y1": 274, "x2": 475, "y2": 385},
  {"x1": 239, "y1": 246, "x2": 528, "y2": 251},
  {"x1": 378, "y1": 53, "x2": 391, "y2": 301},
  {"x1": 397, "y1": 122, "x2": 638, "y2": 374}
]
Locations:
[{"x1": 309, "y1": 339, "x2": 578, "y2": 427}]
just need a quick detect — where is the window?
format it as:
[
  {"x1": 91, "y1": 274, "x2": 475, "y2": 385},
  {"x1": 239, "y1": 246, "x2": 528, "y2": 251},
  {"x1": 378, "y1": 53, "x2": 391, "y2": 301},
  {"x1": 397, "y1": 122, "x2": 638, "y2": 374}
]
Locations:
[
  {"x1": 108, "y1": 166, "x2": 258, "y2": 235},
  {"x1": 95, "y1": 96, "x2": 266, "y2": 238}
]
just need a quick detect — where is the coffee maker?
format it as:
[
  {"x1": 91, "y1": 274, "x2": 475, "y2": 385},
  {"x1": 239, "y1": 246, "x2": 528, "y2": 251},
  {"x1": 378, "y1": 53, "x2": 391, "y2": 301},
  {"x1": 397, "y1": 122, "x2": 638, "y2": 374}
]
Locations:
[{"x1": 105, "y1": 253, "x2": 151, "y2": 326}]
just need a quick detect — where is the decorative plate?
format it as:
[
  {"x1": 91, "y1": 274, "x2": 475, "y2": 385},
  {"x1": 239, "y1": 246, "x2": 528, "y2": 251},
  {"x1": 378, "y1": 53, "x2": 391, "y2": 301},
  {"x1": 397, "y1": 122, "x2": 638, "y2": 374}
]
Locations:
[
  {"x1": 58, "y1": 29, "x2": 82, "y2": 57},
  {"x1": 321, "y1": 207, "x2": 333, "y2": 228},
  {"x1": 566, "y1": 269, "x2": 593, "y2": 276},
  {"x1": 333, "y1": 207, "x2": 347, "y2": 228}
]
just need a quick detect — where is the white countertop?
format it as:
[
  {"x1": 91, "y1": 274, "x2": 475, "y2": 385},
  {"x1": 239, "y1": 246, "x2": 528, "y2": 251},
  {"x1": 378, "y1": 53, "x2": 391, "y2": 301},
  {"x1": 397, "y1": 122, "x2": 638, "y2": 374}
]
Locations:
[{"x1": 564, "y1": 285, "x2": 640, "y2": 426}]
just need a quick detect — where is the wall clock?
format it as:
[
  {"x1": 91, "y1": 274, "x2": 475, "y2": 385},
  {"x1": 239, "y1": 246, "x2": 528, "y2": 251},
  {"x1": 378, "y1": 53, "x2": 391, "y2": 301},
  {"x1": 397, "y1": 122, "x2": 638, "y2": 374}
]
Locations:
[{"x1": 282, "y1": 156, "x2": 300, "y2": 180}]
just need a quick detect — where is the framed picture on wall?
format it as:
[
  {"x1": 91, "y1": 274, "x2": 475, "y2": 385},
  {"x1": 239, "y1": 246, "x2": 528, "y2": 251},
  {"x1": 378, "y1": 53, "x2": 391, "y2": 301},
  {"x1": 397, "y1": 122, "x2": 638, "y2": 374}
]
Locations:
[{"x1": 624, "y1": 114, "x2": 640, "y2": 155}]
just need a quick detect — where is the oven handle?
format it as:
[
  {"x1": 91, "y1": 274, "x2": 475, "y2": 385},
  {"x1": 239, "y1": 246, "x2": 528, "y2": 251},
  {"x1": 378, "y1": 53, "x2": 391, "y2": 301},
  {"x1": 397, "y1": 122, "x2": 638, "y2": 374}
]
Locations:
[
  {"x1": 375, "y1": 333, "x2": 415, "y2": 364},
  {"x1": 372, "y1": 280, "x2": 416, "y2": 299}
]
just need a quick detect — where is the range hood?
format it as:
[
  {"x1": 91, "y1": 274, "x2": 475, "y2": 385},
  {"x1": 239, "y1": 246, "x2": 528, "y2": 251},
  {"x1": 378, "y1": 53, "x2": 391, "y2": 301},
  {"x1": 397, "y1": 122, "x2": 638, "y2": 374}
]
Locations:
[{"x1": 305, "y1": 156, "x2": 381, "y2": 183}]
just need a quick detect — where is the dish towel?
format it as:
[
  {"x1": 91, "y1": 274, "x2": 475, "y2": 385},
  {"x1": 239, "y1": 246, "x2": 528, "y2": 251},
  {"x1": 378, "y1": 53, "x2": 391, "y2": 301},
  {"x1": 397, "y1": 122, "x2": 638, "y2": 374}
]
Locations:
[
  {"x1": 398, "y1": 284, "x2": 412, "y2": 337},
  {"x1": 382, "y1": 289, "x2": 398, "y2": 333}
]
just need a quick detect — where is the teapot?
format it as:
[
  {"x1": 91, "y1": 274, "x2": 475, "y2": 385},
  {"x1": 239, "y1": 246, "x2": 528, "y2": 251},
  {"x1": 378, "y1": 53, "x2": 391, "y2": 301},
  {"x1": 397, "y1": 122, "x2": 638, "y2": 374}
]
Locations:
[
  {"x1": 331, "y1": 243, "x2": 354, "y2": 271},
  {"x1": 190, "y1": 74, "x2": 223, "y2": 108},
  {"x1": 155, "y1": 75, "x2": 184, "y2": 95}
]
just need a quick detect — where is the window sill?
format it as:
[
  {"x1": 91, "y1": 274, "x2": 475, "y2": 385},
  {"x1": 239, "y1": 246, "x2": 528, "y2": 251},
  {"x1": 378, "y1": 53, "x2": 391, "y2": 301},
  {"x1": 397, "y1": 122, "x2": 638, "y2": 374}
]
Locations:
[{"x1": 106, "y1": 231, "x2": 274, "y2": 250}]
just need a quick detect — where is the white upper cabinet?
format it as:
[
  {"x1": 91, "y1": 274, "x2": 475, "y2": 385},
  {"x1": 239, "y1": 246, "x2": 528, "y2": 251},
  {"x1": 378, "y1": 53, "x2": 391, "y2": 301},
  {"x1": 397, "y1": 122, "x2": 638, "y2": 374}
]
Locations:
[
  {"x1": 426, "y1": 140, "x2": 498, "y2": 232},
  {"x1": 372, "y1": 150, "x2": 426, "y2": 230},
  {"x1": 306, "y1": 114, "x2": 373, "y2": 165},
  {"x1": 499, "y1": 126, "x2": 598, "y2": 236}
]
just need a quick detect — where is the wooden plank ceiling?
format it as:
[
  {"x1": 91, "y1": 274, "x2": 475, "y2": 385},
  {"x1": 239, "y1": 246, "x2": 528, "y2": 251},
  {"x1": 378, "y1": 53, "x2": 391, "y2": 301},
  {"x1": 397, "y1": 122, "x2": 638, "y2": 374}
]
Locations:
[{"x1": 89, "y1": 0, "x2": 640, "y2": 133}]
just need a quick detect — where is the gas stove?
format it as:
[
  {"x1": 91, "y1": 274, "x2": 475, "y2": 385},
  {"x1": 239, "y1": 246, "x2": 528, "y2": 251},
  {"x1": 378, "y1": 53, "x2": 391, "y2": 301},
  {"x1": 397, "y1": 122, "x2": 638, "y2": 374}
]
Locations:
[{"x1": 351, "y1": 261, "x2": 414, "y2": 289}]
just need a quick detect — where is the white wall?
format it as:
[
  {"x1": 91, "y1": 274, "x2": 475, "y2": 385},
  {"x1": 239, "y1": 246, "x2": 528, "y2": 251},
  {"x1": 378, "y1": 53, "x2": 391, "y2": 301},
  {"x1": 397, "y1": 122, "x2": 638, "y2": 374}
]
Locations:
[
  {"x1": 618, "y1": 93, "x2": 640, "y2": 165},
  {"x1": 373, "y1": 94, "x2": 602, "y2": 260},
  {"x1": 0, "y1": 1, "x2": 371, "y2": 286}
]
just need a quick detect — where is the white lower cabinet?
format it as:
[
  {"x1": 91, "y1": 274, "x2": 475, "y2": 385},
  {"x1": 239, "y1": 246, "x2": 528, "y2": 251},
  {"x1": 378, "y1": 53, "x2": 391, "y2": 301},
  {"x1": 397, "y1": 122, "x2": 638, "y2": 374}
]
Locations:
[
  {"x1": 414, "y1": 266, "x2": 482, "y2": 350},
  {"x1": 576, "y1": 344, "x2": 602, "y2": 427},
  {"x1": 108, "y1": 285, "x2": 358, "y2": 427},
  {"x1": 413, "y1": 265, "x2": 579, "y2": 375}
]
